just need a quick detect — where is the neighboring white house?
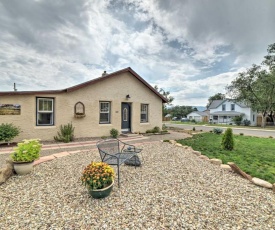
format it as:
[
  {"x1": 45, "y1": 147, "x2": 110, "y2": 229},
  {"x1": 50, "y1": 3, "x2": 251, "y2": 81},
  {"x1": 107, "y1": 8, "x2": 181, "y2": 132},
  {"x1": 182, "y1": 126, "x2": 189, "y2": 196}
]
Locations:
[
  {"x1": 208, "y1": 99, "x2": 257, "y2": 126},
  {"x1": 187, "y1": 111, "x2": 208, "y2": 122}
]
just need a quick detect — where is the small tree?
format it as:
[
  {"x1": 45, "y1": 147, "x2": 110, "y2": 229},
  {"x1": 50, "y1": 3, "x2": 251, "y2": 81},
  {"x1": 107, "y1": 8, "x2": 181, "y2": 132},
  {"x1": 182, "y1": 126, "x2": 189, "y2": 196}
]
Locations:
[
  {"x1": 232, "y1": 115, "x2": 243, "y2": 126},
  {"x1": 222, "y1": 128, "x2": 234, "y2": 150},
  {"x1": 54, "y1": 123, "x2": 75, "y2": 143},
  {"x1": 0, "y1": 123, "x2": 20, "y2": 145}
]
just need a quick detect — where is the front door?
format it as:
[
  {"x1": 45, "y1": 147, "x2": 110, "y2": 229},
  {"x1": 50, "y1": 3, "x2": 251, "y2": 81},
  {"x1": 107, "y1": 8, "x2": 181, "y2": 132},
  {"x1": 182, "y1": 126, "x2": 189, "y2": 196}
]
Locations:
[{"x1": 121, "y1": 103, "x2": 131, "y2": 133}]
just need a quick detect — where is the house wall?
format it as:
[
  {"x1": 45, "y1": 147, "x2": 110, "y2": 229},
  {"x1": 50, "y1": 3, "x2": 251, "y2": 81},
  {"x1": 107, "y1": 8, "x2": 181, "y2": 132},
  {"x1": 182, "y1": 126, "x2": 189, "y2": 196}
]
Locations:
[
  {"x1": 0, "y1": 72, "x2": 163, "y2": 141},
  {"x1": 187, "y1": 112, "x2": 202, "y2": 121}
]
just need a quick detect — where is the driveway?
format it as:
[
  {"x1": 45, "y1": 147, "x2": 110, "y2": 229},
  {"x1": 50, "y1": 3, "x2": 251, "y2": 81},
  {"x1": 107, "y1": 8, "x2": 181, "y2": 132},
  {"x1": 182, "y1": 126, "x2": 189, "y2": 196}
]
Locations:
[{"x1": 165, "y1": 123, "x2": 275, "y2": 137}]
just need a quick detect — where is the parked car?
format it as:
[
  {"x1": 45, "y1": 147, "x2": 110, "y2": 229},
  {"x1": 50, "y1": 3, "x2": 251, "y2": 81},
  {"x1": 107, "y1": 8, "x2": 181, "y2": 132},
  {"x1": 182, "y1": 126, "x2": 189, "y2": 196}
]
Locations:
[
  {"x1": 181, "y1": 118, "x2": 190, "y2": 122},
  {"x1": 172, "y1": 117, "x2": 178, "y2": 121}
]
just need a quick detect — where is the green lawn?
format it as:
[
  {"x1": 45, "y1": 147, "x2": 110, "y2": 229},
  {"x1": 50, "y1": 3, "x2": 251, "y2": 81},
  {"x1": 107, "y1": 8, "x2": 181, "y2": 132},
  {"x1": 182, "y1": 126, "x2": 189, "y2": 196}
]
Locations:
[{"x1": 176, "y1": 133, "x2": 275, "y2": 184}]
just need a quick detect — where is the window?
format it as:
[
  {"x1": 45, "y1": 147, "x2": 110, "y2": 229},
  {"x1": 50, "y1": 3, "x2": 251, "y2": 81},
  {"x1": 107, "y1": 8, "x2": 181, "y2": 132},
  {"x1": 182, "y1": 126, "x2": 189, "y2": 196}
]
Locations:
[
  {"x1": 140, "y1": 104, "x2": 148, "y2": 122},
  {"x1": 222, "y1": 104, "x2": 226, "y2": 111},
  {"x1": 99, "y1": 102, "x2": 110, "y2": 123},
  {"x1": 231, "y1": 104, "x2": 235, "y2": 111},
  {"x1": 253, "y1": 114, "x2": 255, "y2": 122},
  {"x1": 36, "y1": 98, "x2": 54, "y2": 125},
  {"x1": 123, "y1": 108, "x2": 128, "y2": 121}
]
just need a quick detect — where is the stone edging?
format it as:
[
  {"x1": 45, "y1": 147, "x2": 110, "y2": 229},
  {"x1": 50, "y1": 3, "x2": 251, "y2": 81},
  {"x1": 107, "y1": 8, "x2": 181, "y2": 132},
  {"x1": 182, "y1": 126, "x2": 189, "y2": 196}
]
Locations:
[{"x1": 167, "y1": 140, "x2": 275, "y2": 193}]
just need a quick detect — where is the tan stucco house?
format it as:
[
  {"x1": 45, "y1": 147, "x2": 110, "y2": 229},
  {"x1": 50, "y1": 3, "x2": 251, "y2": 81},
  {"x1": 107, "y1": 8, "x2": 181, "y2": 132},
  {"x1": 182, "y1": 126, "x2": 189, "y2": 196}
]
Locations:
[{"x1": 0, "y1": 67, "x2": 168, "y2": 141}]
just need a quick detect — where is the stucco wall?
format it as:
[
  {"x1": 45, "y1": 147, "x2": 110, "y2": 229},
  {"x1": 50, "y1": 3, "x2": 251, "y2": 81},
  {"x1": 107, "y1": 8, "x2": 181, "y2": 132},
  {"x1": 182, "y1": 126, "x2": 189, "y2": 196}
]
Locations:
[{"x1": 0, "y1": 72, "x2": 163, "y2": 141}]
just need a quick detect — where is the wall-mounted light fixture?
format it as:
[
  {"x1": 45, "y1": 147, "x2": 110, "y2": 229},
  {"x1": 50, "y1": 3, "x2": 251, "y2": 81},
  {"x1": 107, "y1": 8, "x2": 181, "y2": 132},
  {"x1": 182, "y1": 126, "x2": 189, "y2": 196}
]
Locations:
[{"x1": 126, "y1": 94, "x2": 131, "y2": 99}]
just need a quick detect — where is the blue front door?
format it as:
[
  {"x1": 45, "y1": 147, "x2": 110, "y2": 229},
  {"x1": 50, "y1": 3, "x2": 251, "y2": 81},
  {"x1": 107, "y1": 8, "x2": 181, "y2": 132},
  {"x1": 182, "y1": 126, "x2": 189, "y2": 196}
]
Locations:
[{"x1": 121, "y1": 103, "x2": 131, "y2": 132}]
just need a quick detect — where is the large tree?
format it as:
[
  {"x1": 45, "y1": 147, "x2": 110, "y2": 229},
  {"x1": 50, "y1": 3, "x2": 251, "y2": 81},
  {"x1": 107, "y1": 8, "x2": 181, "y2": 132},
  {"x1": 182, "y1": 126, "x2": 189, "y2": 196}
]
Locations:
[
  {"x1": 154, "y1": 85, "x2": 174, "y2": 117},
  {"x1": 206, "y1": 93, "x2": 225, "y2": 108},
  {"x1": 227, "y1": 64, "x2": 275, "y2": 127}
]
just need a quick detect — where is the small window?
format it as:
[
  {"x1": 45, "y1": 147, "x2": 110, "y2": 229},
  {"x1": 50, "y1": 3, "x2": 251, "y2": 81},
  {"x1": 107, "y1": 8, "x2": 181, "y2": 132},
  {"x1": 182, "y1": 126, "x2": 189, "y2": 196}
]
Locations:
[
  {"x1": 75, "y1": 102, "x2": 85, "y2": 115},
  {"x1": 222, "y1": 104, "x2": 226, "y2": 111},
  {"x1": 253, "y1": 114, "x2": 255, "y2": 122},
  {"x1": 123, "y1": 108, "x2": 128, "y2": 121},
  {"x1": 231, "y1": 104, "x2": 235, "y2": 111},
  {"x1": 36, "y1": 98, "x2": 54, "y2": 126},
  {"x1": 99, "y1": 102, "x2": 110, "y2": 123},
  {"x1": 140, "y1": 104, "x2": 148, "y2": 122}
]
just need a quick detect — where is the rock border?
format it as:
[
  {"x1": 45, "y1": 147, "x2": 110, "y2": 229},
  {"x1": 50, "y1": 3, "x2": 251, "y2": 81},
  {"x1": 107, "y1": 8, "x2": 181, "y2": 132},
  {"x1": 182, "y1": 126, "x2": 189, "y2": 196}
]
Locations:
[{"x1": 167, "y1": 140, "x2": 275, "y2": 193}]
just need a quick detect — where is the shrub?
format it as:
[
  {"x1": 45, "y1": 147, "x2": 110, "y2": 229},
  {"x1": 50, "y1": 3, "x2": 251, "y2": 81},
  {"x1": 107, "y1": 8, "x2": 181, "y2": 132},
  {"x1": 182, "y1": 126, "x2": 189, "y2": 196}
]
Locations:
[
  {"x1": 243, "y1": 119, "x2": 251, "y2": 126},
  {"x1": 0, "y1": 123, "x2": 20, "y2": 144},
  {"x1": 110, "y1": 128, "x2": 119, "y2": 138},
  {"x1": 269, "y1": 136, "x2": 273, "y2": 138},
  {"x1": 11, "y1": 139, "x2": 42, "y2": 162},
  {"x1": 162, "y1": 124, "x2": 168, "y2": 131},
  {"x1": 163, "y1": 140, "x2": 170, "y2": 142},
  {"x1": 232, "y1": 115, "x2": 243, "y2": 126},
  {"x1": 101, "y1": 136, "x2": 108, "y2": 139},
  {"x1": 54, "y1": 123, "x2": 75, "y2": 143},
  {"x1": 191, "y1": 119, "x2": 196, "y2": 123},
  {"x1": 240, "y1": 133, "x2": 244, "y2": 136},
  {"x1": 152, "y1": 126, "x2": 161, "y2": 133},
  {"x1": 192, "y1": 127, "x2": 196, "y2": 131},
  {"x1": 222, "y1": 128, "x2": 234, "y2": 150},
  {"x1": 81, "y1": 162, "x2": 115, "y2": 190},
  {"x1": 213, "y1": 128, "x2": 223, "y2": 134},
  {"x1": 209, "y1": 130, "x2": 213, "y2": 133}
]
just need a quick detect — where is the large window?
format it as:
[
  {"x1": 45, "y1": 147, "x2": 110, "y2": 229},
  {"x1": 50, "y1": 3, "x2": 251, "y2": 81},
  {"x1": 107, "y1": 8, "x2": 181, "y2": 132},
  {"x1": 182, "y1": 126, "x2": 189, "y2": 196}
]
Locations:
[
  {"x1": 140, "y1": 104, "x2": 148, "y2": 122},
  {"x1": 36, "y1": 98, "x2": 54, "y2": 126},
  {"x1": 100, "y1": 102, "x2": 110, "y2": 123}
]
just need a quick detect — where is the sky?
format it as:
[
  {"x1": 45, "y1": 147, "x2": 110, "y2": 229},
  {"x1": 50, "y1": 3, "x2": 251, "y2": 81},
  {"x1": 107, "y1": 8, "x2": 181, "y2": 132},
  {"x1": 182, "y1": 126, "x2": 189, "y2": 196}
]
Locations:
[{"x1": 0, "y1": 0, "x2": 275, "y2": 107}]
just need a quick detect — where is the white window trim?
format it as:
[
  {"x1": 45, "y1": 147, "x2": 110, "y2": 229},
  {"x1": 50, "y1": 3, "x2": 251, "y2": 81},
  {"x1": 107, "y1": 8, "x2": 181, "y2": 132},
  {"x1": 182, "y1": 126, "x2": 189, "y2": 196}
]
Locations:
[
  {"x1": 99, "y1": 101, "x2": 111, "y2": 124},
  {"x1": 140, "y1": 104, "x2": 148, "y2": 123},
  {"x1": 36, "y1": 98, "x2": 54, "y2": 126}
]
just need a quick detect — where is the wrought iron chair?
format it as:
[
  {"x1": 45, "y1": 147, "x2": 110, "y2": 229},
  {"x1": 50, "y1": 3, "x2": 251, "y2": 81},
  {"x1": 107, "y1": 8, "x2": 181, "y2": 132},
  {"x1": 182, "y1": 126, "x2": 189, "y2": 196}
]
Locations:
[{"x1": 96, "y1": 139, "x2": 142, "y2": 187}]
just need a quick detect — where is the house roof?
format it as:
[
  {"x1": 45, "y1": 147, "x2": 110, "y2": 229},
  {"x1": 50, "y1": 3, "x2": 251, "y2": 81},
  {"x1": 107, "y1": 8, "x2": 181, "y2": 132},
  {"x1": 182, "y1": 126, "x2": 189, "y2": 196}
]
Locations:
[
  {"x1": 208, "y1": 99, "x2": 249, "y2": 109},
  {"x1": 210, "y1": 111, "x2": 243, "y2": 116},
  {"x1": 188, "y1": 111, "x2": 208, "y2": 116},
  {"x1": 0, "y1": 67, "x2": 168, "y2": 103}
]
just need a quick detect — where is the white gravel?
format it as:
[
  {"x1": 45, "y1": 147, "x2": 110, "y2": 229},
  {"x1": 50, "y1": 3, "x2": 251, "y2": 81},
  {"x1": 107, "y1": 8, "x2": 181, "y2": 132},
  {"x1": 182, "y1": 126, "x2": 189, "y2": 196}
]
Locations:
[{"x1": 1, "y1": 142, "x2": 275, "y2": 229}]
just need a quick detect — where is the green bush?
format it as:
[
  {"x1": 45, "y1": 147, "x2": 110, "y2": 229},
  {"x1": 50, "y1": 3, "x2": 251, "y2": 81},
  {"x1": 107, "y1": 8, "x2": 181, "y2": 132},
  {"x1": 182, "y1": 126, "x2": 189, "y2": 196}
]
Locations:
[
  {"x1": 222, "y1": 128, "x2": 234, "y2": 150},
  {"x1": 0, "y1": 123, "x2": 20, "y2": 144},
  {"x1": 110, "y1": 128, "x2": 119, "y2": 138},
  {"x1": 243, "y1": 119, "x2": 251, "y2": 126},
  {"x1": 152, "y1": 126, "x2": 161, "y2": 133},
  {"x1": 162, "y1": 124, "x2": 168, "y2": 131},
  {"x1": 192, "y1": 127, "x2": 196, "y2": 131},
  {"x1": 213, "y1": 128, "x2": 223, "y2": 134},
  {"x1": 232, "y1": 115, "x2": 243, "y2": 126},
  {"x1": 11, "y1": 139, "x2": 42, "y2": 162},
  {"x1": 54, "y1": 123, "x2": 75, "y2": 143}
]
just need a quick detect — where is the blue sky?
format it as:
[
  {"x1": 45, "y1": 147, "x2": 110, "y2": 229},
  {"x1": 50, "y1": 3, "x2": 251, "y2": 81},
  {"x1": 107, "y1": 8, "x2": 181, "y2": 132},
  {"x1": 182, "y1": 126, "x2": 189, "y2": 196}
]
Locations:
[{"x1": 0, "y1": 0, "x2": 274, "y2": 106}]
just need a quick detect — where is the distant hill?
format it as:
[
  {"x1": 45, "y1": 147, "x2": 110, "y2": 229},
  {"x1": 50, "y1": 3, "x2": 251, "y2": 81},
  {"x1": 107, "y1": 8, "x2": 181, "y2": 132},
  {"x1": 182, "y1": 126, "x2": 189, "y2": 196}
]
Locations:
[{"x1": 193, "y1": 106, "x2": 206, "y2": 111}]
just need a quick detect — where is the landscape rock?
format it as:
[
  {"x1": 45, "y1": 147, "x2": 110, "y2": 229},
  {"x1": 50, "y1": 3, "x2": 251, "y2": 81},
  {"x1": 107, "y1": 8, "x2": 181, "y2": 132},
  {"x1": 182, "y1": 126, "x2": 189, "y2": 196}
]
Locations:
[
  {"x1": 273, "y1": 184, "x2": 275, "y2": 193},
  {"x1": 124, "y1": 155, "x2": 141, "y2": 167},
  {"x1": 199, "y1": 155, "x2": 209, "y2": 161},
  {"x1": 220, "y1": 164, "x2": 232, "y2": 171},
  {"x1": 252, "y1": 177, "x2": 273, "y2": 189},
  {"x1": 175, "y1": 143, "x2": 182, "y2": 147},
  {"x1": 0, "y1": 165, "x2": 13, "y2": 184},
  {"x1": 193, "y1": 151, "x2": 201, "y2": 156},
  {"x1": 169, "y1": 140, "x2": 177, "y2": 145},
  {"x1": 210, "y1": 158, "x2": 222, "y2": 166}
]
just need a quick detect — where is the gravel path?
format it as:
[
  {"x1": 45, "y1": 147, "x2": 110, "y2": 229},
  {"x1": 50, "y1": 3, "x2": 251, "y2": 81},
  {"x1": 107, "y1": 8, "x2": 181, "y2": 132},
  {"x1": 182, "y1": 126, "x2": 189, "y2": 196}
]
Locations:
[{"x1": 1, "y1": 142, "x2": 274, "y2": 229}]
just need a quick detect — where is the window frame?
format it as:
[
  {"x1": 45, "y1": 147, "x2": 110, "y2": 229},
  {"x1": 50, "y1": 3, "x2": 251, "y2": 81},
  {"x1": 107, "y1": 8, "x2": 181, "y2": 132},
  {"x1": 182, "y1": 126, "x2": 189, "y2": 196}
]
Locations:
[
  {"x1": 231, "y1": 104, "x2": 235, "y2": 111},
  {"x1": 36, "y1": 97, "x2": 54, "y2": 126},
  {"x1": 140, "y1": 104, "x2": 149, "y2": 123},
  {"x1": 99, "y1": 101, "x2": 111, "y2": 124},
  {"x1": 222, "y1": 104, "x2": 226, "y2": 111}
]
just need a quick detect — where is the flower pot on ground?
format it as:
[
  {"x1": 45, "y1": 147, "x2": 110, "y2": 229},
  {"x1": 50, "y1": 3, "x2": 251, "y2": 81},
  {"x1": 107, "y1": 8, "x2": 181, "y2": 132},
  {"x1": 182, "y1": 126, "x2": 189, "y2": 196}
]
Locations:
[
  {"x1": 10, "y1": 139, "x2": 42, "y2": 175},
  {"x1": 81, "y1": 162, "x2": 115, "y2": 199}
]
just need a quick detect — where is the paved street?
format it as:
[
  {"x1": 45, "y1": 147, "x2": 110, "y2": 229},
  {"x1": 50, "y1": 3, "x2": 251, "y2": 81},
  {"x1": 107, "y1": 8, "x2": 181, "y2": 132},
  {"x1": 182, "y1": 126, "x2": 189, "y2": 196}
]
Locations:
[{"x1": 164, "y1": 123, "x2": 275, "y2": 138}]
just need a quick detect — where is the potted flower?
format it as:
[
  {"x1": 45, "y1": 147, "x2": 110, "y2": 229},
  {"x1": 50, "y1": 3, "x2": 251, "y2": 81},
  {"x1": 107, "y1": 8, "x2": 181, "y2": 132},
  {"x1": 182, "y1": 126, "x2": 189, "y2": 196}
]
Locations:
[
  {"x1": 81, "y1": 162, "x2": 115, "y2": 199},
  {"x1": 10, "y1": 139, "x2": 42, "y2": 175}
]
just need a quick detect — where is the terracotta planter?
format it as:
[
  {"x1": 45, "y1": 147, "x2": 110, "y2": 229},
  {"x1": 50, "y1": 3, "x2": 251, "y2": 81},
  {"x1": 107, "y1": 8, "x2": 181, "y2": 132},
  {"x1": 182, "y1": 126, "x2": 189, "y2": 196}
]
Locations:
[
  {"x1": 88, "y1": 180, "x2": 114, "y2": 199},
  {"x1": 13, "y1": 161, "x2": 34, "y2": 175}
]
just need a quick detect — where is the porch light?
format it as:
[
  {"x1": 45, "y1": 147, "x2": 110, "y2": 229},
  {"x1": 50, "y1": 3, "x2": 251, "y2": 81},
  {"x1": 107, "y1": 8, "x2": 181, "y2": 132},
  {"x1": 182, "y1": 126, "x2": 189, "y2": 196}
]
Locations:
[{"x1": 126, "y1": 94, "x2": 131, "y2": 99}]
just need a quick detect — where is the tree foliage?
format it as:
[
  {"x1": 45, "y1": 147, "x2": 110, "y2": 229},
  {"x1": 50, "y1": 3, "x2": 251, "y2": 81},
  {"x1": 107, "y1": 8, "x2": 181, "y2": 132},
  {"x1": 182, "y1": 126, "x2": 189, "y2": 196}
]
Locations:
[
  {"x1": 154, "y1": 85, "x2": 174, "y2": 105},
  {"x1": 226, "y1": 43, "x2": 275, "y2": 127},
  {"x1": 206, "y1": 93, "x2": 225, "y2": 108},
  {"x1": 222, "y1": 128, "x2": 234, "y2": 151}
]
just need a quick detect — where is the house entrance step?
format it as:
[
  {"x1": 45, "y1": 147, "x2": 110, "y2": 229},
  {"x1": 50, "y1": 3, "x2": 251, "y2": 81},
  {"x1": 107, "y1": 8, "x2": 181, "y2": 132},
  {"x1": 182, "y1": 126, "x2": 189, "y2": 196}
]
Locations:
[{"x1": 120, "y1": 133, "x2": 142, "y2": 138}]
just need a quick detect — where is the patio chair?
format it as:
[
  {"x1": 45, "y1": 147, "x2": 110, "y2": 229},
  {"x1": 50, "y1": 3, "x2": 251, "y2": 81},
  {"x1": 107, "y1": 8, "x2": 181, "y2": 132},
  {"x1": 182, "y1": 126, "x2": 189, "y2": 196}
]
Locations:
[{"x1": 96, "y1": 139, "x2": 142, "y2": 187}]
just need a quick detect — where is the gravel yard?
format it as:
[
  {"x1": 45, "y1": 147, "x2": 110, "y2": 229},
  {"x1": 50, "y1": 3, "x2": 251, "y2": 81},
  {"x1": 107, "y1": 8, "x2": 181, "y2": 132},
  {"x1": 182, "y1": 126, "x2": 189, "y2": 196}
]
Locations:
[{"x1": 1, "y1": 142, "x2": 275, "y2": 229}]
